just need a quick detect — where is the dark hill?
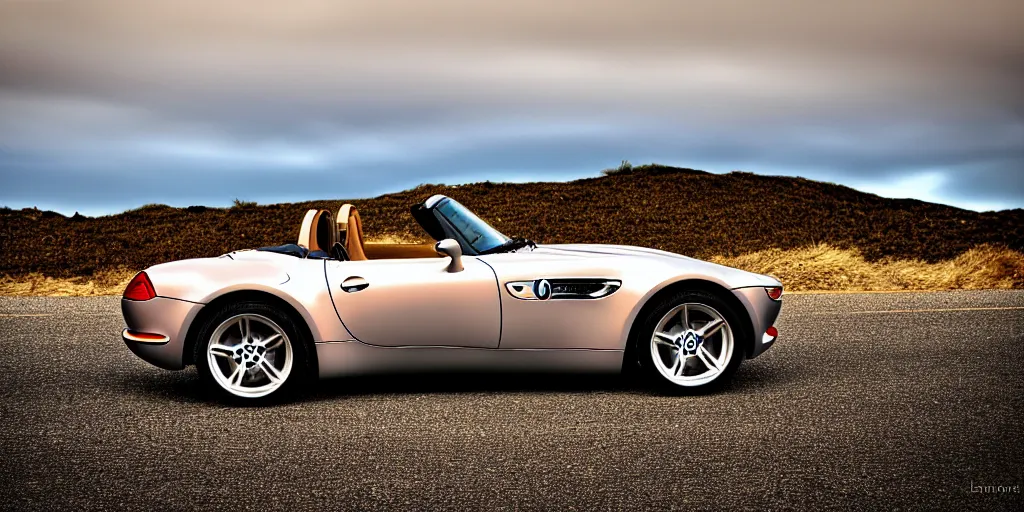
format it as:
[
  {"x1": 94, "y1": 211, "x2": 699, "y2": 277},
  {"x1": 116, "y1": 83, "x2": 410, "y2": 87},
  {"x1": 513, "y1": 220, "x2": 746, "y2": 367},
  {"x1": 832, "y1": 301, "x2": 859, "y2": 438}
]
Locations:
[{"x1": 1, "y1": 165, "x2": 1021, "y2": 277}]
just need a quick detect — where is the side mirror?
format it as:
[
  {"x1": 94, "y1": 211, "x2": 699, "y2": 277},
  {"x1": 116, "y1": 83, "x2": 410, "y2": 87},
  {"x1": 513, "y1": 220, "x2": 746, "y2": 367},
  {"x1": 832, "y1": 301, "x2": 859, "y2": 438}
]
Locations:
[{"x1": 434, "y1": 239, "x2": 464, "y2": 273}]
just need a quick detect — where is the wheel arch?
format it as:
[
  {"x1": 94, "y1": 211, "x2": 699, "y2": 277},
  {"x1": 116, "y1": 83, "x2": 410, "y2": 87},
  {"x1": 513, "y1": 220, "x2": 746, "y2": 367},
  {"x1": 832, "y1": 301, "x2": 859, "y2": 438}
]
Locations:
[
  {"x1": 621, "y1": 278, "x2": 756, "y2": 372},
  {"x1": 182, "y1": 289, "x2": 318, "y2": 370}
]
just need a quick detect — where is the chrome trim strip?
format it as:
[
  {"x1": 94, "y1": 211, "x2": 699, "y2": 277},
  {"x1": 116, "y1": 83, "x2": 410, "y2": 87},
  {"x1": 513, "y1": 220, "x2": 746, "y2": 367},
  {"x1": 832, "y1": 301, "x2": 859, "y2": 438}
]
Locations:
[
  {"x1": 584, "y1": 280, "x2": 622, "y2": 299},
  {"x1": 505, "y1": 280, "x2": 540, "y2": 300},
  {"x1": 504, "y1": 279, "x2": 622, "y2": 300},
  {"x1": 424, "y1": 194, "x2": 447, "y2": 208}
]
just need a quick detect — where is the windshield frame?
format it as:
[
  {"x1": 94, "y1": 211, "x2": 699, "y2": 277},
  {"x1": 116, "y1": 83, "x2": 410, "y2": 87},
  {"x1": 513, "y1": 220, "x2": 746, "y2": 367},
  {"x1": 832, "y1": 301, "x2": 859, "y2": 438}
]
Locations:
[{"x1": 433, "y1": 198, "x2": 510, "y2": 254}]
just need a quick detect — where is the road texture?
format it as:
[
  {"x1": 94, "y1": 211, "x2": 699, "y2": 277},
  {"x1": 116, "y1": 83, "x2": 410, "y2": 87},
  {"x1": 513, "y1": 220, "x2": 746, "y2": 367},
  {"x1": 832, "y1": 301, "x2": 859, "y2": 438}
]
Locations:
[{"x1": 1, "y1": 291, "x2": 1022, "y2": 511}]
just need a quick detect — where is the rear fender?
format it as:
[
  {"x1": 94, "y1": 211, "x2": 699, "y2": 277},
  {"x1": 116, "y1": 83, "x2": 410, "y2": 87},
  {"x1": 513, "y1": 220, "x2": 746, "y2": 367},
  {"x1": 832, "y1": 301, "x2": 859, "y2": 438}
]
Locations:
[{"x1": 146, "y1": 256, "x2": 353, "y2": 344}]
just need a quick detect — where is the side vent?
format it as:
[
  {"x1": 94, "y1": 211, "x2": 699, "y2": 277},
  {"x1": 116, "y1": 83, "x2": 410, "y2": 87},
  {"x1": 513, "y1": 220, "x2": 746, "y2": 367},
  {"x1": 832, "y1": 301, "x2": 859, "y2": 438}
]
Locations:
[{"x1": 505, "y1": 279, "x2": 621, "y2": 300}]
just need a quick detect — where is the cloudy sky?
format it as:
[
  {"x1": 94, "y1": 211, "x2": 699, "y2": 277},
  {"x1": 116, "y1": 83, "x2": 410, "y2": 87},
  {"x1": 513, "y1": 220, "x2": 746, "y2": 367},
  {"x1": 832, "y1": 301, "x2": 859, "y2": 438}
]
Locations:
[{"x1": 1, "y1": 0, "x2": 1021, "y2": 216}]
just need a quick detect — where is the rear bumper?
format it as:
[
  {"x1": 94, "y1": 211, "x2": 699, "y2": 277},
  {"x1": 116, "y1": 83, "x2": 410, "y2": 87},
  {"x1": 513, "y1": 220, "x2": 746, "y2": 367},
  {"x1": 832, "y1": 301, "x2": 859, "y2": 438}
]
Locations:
[
  {"x1": 121, "y1": 297, "x2": 204, "y2": 370},
  {"x1": 732, "y1": 287, "x2": 783, "y2": 358}
]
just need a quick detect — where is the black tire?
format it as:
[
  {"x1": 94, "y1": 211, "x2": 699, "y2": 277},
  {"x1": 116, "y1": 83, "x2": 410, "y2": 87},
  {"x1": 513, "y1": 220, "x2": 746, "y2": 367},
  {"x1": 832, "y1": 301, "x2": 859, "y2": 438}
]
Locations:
[
  {"x1": 193, "y1": 300, "x2": 315, "y2": 405},
  {"x1": 636, "y1": 289, "x2": 746, "y2": 394}
]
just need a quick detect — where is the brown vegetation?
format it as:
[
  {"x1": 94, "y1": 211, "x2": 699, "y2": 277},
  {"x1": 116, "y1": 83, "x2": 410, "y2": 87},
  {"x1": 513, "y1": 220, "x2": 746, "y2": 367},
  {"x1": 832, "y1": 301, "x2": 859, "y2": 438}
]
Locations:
[
  {"x1": 1, "y1": 165, "x2": 1021, "y2": 295},
  {"x1": 712, "y1": 244, "x2": 1024, "y2": 292}
]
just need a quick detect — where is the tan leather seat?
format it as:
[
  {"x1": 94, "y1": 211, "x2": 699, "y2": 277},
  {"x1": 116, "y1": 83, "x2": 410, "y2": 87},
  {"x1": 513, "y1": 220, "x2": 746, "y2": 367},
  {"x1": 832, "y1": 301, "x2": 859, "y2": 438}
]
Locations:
[
  {"x1": 337, "y1": 204, "x2": 367, "y2": 261},
  {"x1": 297, "y1": 209, "x2": 335, "y2": 253}
]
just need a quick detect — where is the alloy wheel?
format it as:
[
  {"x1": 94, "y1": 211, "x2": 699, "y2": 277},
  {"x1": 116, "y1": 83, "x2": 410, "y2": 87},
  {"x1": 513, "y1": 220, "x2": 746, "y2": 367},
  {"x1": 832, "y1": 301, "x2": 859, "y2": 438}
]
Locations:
[
  {"x1": 206, "y1": 314, "x2": 293, "y2": 398},
  {"x1": 649, "y1": 303, "x2": 734, "y2": 387}
]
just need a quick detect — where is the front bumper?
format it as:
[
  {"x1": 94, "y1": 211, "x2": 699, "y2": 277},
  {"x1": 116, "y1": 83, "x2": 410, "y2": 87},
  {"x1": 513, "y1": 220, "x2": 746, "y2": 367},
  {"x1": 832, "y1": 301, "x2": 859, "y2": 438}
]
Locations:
[
  {"x1": 732, "y1": 287, "x2": 782, "y2": 358},
  {"x1": 121, "y1": 297, "x2": 204, "y2": 370}
]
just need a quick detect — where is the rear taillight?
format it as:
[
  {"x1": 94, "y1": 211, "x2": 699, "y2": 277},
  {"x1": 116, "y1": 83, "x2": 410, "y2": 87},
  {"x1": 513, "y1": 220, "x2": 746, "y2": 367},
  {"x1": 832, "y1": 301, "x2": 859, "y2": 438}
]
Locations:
[
  {"x1": 765, "y1": 287, "x2": 783, "y2": 300},
  {"x1": 124, "y1": 272, "x2": 156, "y2": 301}
]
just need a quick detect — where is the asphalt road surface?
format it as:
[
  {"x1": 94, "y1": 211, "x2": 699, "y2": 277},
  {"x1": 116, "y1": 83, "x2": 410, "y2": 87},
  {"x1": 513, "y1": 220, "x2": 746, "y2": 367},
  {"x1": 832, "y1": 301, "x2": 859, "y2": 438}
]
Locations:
[{"x1": 1, "y1": 291, "x2": 1022, "y2": 511}]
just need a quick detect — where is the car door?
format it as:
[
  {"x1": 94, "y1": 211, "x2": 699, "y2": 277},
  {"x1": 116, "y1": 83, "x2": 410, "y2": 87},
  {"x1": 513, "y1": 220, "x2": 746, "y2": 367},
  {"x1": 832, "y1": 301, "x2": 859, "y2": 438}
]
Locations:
[
  {"x1": 325, "y1": 256, "x2": 501, "y2": 348},
  {"x1": 478, "y1": 251, "x2": 634, "y2": 350}
]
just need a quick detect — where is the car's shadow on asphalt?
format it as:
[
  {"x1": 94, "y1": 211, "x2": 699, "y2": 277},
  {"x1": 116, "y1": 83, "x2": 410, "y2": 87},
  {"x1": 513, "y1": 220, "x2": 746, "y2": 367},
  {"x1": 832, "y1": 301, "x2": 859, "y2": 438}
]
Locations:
[
  {"x1": 305, "y1": 356, "x2": 798, "y2": 401},
  {"x1": 311, "y1": 372, "x2": 636, "y2": 399},
  {"x1": 113, "y1": 353, "x2": 799, "y2": 406}
]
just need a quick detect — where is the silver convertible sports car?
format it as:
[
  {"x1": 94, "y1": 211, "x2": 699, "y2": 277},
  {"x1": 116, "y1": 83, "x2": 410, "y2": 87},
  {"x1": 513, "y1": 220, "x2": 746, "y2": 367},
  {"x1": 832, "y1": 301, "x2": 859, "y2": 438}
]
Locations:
[{"x1": 121, "y1": 195, "x2": 783, "y2": 402}]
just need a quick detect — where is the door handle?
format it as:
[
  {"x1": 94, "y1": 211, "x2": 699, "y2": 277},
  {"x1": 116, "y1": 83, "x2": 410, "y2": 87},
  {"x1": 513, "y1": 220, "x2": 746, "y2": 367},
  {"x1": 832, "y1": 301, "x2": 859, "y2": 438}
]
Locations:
[{"x1": 341, "y1": 276, "x2": 369, "y2": 293}]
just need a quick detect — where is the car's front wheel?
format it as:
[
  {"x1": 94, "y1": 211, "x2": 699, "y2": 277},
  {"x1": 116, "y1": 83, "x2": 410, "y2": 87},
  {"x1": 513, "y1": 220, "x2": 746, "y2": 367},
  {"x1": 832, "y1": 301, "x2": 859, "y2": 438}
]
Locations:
[
  {"x1": 639, "y1": 290, "x2": 745, "y2": 393},
  {"x1": 194, "y1": 301, "x2": 311, "y2": 403}
]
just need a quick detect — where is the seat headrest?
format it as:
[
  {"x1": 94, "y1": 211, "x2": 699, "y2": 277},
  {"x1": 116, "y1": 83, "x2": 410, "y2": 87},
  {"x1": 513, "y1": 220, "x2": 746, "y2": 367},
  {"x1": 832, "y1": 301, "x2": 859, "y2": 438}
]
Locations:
[
  {"x1": 337, "y1": 203, "x2": 368, "y2": 261},
  {"x1": 337, "y1": 204, "x2": 353, "y2": 234},
  {"x1": 297, "y1": 209, "x2": 335, "y2": 252}
]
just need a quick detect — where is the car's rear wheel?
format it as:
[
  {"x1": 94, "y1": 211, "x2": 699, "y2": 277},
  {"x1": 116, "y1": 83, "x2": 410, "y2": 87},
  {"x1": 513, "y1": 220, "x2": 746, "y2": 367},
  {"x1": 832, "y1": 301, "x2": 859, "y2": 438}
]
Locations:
[
  {"x1": 639, "y1": 289, "x2": 745, "y2": 393},
  {"x1": 194, "y1": 301, "x2": 311, "y2": 403}
]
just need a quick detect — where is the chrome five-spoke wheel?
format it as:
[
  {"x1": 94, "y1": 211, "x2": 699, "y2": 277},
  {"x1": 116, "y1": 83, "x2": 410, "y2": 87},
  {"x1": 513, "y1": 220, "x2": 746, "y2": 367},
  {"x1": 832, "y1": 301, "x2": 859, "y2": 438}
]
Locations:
[
  {"x1": 206, "y1": 314, "x2": 293, "y2": 399},
  {"x1": 649, "y1": 302, "x2": 734, "y2": 387}
]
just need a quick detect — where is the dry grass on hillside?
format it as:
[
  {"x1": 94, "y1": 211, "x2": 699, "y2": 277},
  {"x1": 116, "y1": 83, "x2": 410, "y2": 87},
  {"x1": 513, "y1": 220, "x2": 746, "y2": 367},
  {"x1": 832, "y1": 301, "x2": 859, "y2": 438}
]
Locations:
[
  {"x1": 0, "y1": 268, "x2": 138, "y2": 297},
  {"x1": 712, "y1": 244, "x2": 1024, "y2": 291},
  {"x1": 3, "y1": 244, "x2": 1021, "y2": 296}
]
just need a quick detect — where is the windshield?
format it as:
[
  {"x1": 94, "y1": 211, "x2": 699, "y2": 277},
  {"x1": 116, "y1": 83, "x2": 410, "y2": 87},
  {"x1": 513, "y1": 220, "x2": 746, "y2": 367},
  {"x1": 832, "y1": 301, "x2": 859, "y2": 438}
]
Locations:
[{"x1": 435, "y1": 198, "x2": 509, "y2": 253}]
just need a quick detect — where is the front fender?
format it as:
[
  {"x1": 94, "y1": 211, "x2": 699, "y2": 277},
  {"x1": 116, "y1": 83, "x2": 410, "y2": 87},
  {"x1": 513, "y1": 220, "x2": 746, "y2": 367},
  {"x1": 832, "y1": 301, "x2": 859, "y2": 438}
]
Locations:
[{"x1": 619, "y1": 273, "x2": 747, "y2": 351}]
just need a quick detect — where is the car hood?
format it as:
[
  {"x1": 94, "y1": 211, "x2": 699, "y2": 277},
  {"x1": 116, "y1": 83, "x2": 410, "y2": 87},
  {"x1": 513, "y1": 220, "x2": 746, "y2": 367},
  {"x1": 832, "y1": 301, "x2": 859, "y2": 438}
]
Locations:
[{"x1": 532, "y1": 243, "x2": 781, "y2": 289}]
